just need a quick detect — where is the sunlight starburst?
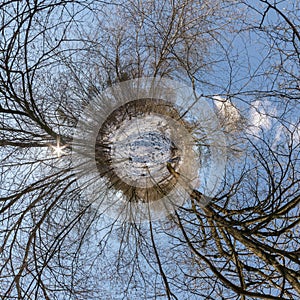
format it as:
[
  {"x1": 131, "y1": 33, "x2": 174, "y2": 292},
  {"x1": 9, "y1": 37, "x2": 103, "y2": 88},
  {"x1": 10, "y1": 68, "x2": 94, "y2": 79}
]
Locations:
[{"x1": 50, "y1": 137, "x2": 67, "y2": 157}]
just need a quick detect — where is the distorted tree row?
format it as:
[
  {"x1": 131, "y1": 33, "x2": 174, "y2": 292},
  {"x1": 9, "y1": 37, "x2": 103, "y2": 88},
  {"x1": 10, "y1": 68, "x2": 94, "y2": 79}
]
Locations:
[{"x1": 0, "y1": 0, "x2": 299, "y2": 299}]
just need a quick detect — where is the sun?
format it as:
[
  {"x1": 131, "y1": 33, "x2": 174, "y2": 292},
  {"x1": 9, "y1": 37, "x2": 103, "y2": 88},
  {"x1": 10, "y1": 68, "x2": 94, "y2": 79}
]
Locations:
[{"x1": 50, "y1": 137, "x2": 67, "y2": 157}]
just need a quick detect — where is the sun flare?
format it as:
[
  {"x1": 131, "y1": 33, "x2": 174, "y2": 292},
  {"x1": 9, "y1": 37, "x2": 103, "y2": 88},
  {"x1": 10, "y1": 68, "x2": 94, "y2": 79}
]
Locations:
[{"x1": 50, "y1": 138, "x2": 67, "y2": 157}]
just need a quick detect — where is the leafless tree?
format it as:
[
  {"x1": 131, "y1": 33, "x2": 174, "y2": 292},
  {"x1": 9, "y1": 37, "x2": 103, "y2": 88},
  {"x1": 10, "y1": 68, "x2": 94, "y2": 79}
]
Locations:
[{"x1": 0, "y1": 0, "x2": 299, "y2": 299}]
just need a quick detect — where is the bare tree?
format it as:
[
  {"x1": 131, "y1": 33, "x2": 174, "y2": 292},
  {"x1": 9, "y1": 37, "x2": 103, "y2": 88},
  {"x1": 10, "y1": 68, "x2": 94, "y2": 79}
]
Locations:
[{"x1": 0, "y1": 0, "x2": 299, "y2": 299}]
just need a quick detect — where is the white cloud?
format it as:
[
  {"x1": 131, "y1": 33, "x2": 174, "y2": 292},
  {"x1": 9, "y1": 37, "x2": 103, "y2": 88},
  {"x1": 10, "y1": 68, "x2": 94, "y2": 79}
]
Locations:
[{"x1": 248, "y1": 100, "x2": 273, "y2": 136}]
